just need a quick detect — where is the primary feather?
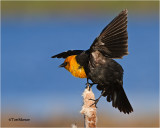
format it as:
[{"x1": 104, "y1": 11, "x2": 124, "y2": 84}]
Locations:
[{"x1": 90, "y1": 9, "x2": 128, "y2": 58}]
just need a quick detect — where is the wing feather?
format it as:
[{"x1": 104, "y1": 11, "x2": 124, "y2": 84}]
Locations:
[
  {"x1": 51, "y1": 50, "x2": 84, "y2": 58},
  {"x1": 90, "y1": 9, "x2": 128, "y2": 58}
]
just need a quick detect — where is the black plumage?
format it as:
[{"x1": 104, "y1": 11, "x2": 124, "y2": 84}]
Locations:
[
  {"x1": 51, "y1": 50, "x2": 84, "y2": 58},
  {"x1": 52, "y1": 9, "x2": 133, "y2": 114}
]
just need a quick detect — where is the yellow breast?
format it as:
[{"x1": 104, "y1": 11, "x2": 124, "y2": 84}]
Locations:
[{"x1": 64, "y1": 55, "x2": 87, "y2": 78}]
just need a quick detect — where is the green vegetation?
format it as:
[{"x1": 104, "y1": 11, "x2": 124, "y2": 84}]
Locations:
[{"x1": 2, "y1": 1, "x2": 159, "y2": 17}]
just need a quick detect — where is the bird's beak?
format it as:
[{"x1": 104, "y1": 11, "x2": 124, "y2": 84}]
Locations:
[{"x1": 59, "y1": 62, "x2": 67, "y2": 68}]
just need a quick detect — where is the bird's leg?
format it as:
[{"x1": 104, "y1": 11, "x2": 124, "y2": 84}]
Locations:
[
  {"x1": 85, "y1": 78, "x2": 95, "y2": 91},
  {"x1": 86, "y1": 78, "x2": 90, "y2": 88},
  {"x1": 89, "y1": 84, "x2": 94, "y2": 91},
  {"x1": 89, "y1": 90, "x2": 106, "y2": 108}
]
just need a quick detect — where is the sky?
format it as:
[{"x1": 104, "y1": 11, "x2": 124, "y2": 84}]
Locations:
[{"x1": 1, "y1": 1, "x2": 159, "y2": 127}]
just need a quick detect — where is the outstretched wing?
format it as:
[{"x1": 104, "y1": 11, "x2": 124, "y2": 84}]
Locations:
[
  {"x1": 90, "y1": 9, "x2": 128, "y2": 58},
  {"x1": 51, "y1": 50, "x2": 84, "y2": 58}
]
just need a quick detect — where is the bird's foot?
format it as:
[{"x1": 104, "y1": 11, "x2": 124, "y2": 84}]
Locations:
[
  {"x1": 85, "y1": 82, "x2": 94, "y2": 91},
  {"x1": 89, "y1": 98, "x2": 100, "y2": 108},
  {"x1": 85, "y1": 82, "x2": 90, "y2": 88},
  {"x1": 89, "y1": 90, "x2": 105, "y2": 108}
]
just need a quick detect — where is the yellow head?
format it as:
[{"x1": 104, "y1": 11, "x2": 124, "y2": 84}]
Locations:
[{"x1": 59, "y1": 55, "x2": 87, "y2": 78}]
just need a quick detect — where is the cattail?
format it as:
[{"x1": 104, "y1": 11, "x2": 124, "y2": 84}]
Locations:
[
  {"x1": 71, "y1": 124, "x2": 77, "y2": 128},
  {"x1": 80, "y1": 86, "x2": 97, "y2": 128}
]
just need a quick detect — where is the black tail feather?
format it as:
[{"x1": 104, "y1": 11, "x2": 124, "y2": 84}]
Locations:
[
  {"x1": 111, "y1": 85, "x2": 133, "y2": 114},
  {"x1": 97, "y1": 84, "x2": 133, "y2": 114}
]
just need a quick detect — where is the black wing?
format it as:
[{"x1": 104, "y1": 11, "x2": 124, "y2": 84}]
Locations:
[
  {"x1": 90, "y1": 9, "x2": 128, "y2": 58},
  {"x1": 51, "y1": 50, "x2": 84, "y2": 58}
]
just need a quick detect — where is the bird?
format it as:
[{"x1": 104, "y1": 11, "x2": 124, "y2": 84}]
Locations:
[{"x1": 51, "y1": 9, "x2": 133, "y2": 114}]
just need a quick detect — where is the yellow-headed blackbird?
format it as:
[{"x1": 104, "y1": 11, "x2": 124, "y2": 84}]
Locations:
[{"x1": 52, "y1": 9, "x2": 133, "y2": 114}]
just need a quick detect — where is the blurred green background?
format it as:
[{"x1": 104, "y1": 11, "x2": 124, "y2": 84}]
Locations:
[{"x1": 1, "y1": 1, "x2": 159, "y2": 127}]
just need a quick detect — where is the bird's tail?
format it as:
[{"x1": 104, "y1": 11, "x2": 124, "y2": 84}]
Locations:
[{"x1": 97, "y1": 84, "x2": 133, "y2": 114}]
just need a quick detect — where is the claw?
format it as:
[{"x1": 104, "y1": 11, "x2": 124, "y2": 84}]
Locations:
[
  {"x1": 85, "y1": 82, "x2": 95, "y2": 91},
  {"x1": 89, "y1": 98, "x2": 99, "y2": 108},
  {"x1": 89, "y1": 90, "x2": 106, "y2": 108},
  {"x1": 86, "y1": 78, "x2": 96, "y2": 91},
  {"x1": 85, "y1": 82, "x2": 90, "y2": 88}
]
